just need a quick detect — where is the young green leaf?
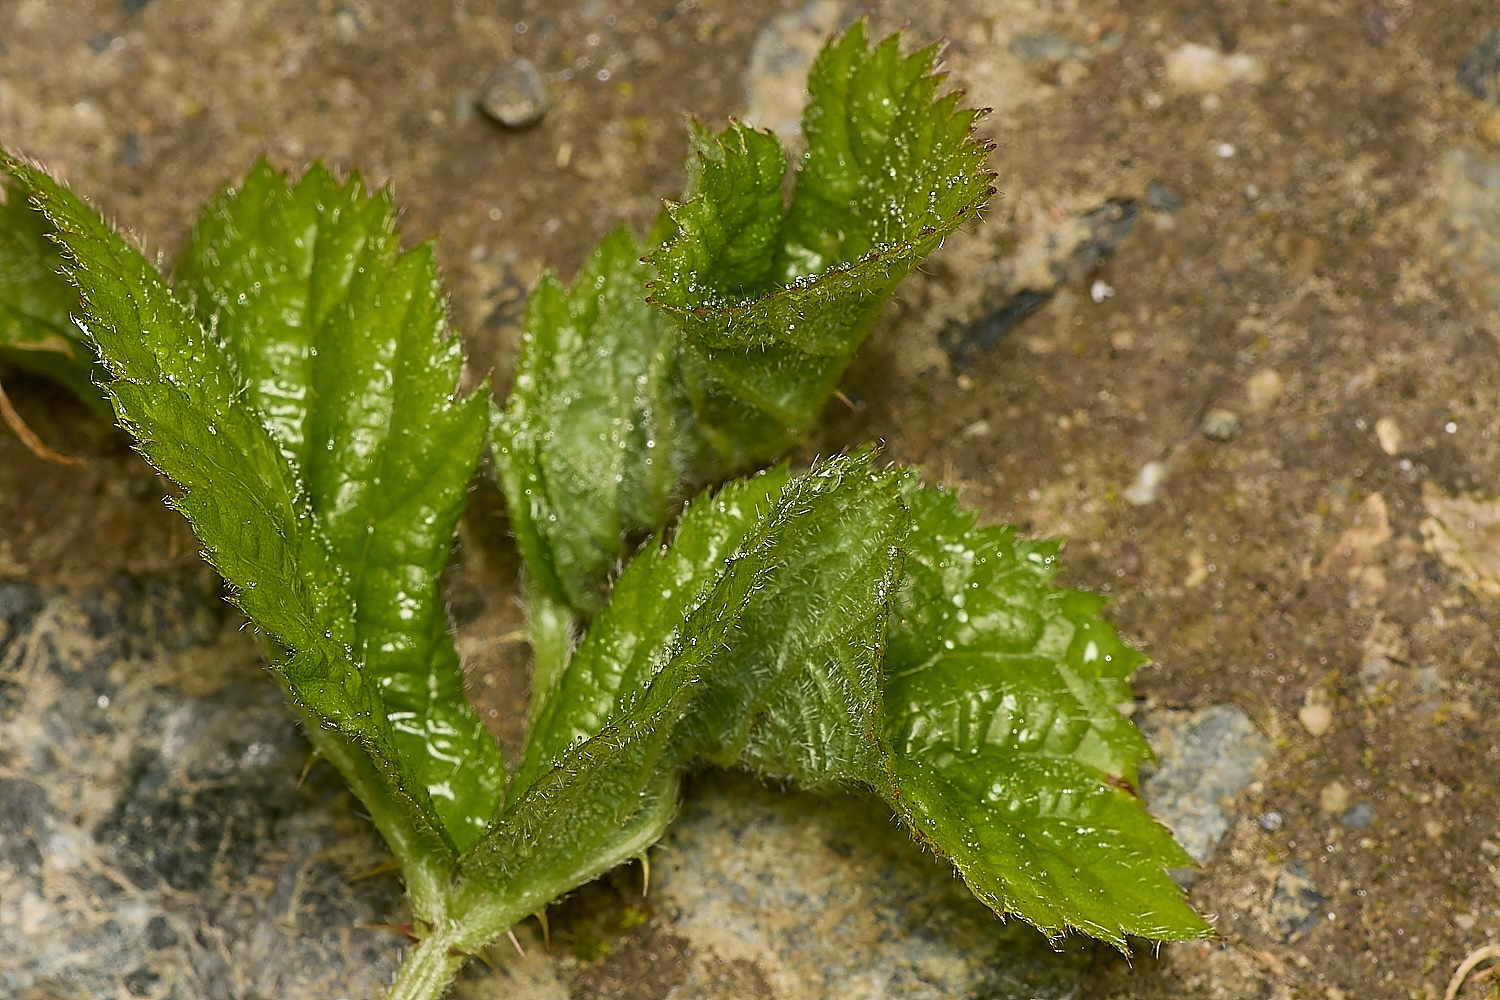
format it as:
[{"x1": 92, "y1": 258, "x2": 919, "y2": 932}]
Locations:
[
  {"x1": 509, "y1": 463, "x2": 792, "y2": 802},
  {"x1": 460, "y1": 452, "x2": 907, "y2": 940},
  {"x1": 647, "y1": 21, "x2": 994, "y2": 463},
  {"x1": 0, "y1": 156, "x2": 498, "y2": 903},
  {"x1": 0, "y1": 170, "x2": 108, "y2": 414},
  {"x1": 172, "y1": 162, "x2": 505, "y2": 851},
  {"x1": 492, "y1": 226, "x2": 697, "y2": 615},
  {"x1": 881, "y1": 486, "x2": 1209, "y2": 947}
]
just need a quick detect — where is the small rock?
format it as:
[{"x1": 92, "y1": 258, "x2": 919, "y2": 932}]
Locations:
[
  {"x1": 1146, "y1": 180, "x2": 1184, "y2": 213},
  {"x1": 1089, "y1": 279, "x2": 1114, "y2": 303},
  {"x1": 1125, "y1": 459, "x2": 1168, "y2": 506},
  {"x1": 1319, "y1": 780, "x2": 1351, "y2": 815},
  {"x1": 1269, "y1": 861, "x2": 1326, "y2": 940},
  {"x1": 1479, "y1": 838, "x2": 1500, "y2": 858},
  {"x1": 1201, "y1": 407, "x2": 1241, "y2": 441},
  {"x1": 1245, "y1": 367, "x2": 1284, "y2": 412},
  {"x1": 1164, "y1": 42, "x2": 1266, "y2": 93},
  {"x1": 960, "y1": 419, "x2": 992, "y2": 440},
  {"x1": 1138, "y1": 705, "x2": 1272, "y2": 866},
  {"x1": 1374, "y1": 416, "x2": 1403, "y2": 455},
  {"x1": 1298, "y1": 702, "x2": 1333, "y2": 737},
  {"x1": 1419, "y1": 481, "x2": 1500, "y2": 596},
  {"x1": 1339, "y1": 801, "x2": 1375, "y2": 829},
  {"x1": 479, "y1": 57, "x2": 550, "y2": 128},
  {"x1": 1257, "y1": 811, "x2": 1285, "y2": 833},
  {"x1": 1457, "y1": 27, "x2": 1500, "y2": 103}
]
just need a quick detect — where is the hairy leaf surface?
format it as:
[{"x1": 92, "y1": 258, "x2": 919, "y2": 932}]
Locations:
[
  {"x1": 465, "y1": 453, "x2": 906, "y2": 905},
  {"x1": 881, "y1": 486, "x2": 1209, "y2": 946},
  {"x1": 2, "y1": 157, "x2": 496, "y2": 882},
  {"x1": 0, "y1": 170, "x2": 107, "y2": 413},
  {"x1": 493, "y1": 226, "x2": 696, "y2": 615},
  {"x1": 646, "y1": 21, "x2": 994, "y2": 461},
  {"x1": 174, "y1": 162, "x2": 503, "y2": 850}
]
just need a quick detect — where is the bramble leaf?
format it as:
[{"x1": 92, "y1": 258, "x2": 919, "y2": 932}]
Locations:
[
  {"x1": 0, "y1": 170, "x2": 108, "y2": 413},
  {"x1": 646, "y1": 21, "x2": 994, "y2": 463},
  {"x1": 173, "y1": 162, "x2": 504, "y2": 851},
  {"x1": 461, "y1": 453, "x2": 907, "y2": 928},
  {"x1": 881, "y1": 485, "x2": 1209, "y2": 947},
  {"x1": 509, "y1": 464, "x2": 791, "y2": 802},
  {"x1": 0, "y1": 156, "x2": 498, "y2": 898},
  {"x1": 492, "y1": 226, "x2": 697, "y2": 615}
]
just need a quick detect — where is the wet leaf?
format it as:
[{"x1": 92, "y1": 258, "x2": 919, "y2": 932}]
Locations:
[
  {"x1": 491, "y1": 226, "x2": 697, "y2": 616},
  {"x1": 881, "y1": 485, "x2": 1208, "y2": 946},
  {"x1": 646, "y1": 21, "x2": 994, "y2": 463},
  {"x1": 1, "y1": 155, "x2": 500, "y2": 888}
]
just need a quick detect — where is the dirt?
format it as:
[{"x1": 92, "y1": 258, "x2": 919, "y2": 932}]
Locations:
[{"x1": 2, "y1": 1, "x2": 1499, "y2": 998}]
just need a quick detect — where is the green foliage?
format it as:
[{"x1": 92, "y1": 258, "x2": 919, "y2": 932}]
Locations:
[
  {"x1": 0, "y1": 155, "x2": 503, "y2": 883},
  {"x1": 491, "y1": 226, "x2": 695, "y2": 615},
  {"x1": 0, "y1": 169, "x2": 108, "y2": 414},
  {"x1": 881, "y1": 485, "x2": 1202, "y2": 946},
  {"x1": 493, "y1": 21, "x2": 994, "y2": 614},
  {"x1": 647, "y1": 21, "x2": 994, "y2": 463},
  {"x1": 0, "y1": 21, "x2": 1210, "y2": 1000}
]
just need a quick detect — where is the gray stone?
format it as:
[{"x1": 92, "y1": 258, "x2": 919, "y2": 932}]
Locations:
[
  {"x1": 1339, "y1": 801, "x2": 1375, "y2": 829},
  {"x1": 0, "y1": 574, "x2": 404, "y2": 999},
  {"x1": 480, "y1": 57, "x2": 550, "y2": 128},
  {"x1": 1138, "y1": 705, "x2": 1272, "y2": 866},
  {"x1": 652, "y1": 773, "x2": 1094, "y2": 1000},
  {"x1": 1268, "y1": 860, "x2": 1325, "y2": 941},
  {"x1": 1457, "y1": 27, "x2": 1500, "y2": 103}
]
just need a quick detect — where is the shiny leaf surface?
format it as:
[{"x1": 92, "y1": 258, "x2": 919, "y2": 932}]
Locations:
[
  {"x1": 492, "y1": 226, "x2": 696, "y2": 615},
  {"x1": 1, "y1": 156, "x2": 495, "y2": 889},
  {"x1": 174, "y1": 162, "x2": 504, "y2": 850},
  {"x1": 881, "y1": 485, "x2": 1209, "y2": 946},
  {"x1": 463, "y1": 452, "x2": 907, "y2": 905},
  {"x1": 646, "y1": 21, "x2": 994, "y2": 462}
]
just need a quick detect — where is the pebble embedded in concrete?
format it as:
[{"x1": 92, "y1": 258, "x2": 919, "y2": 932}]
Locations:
[
  {"x1": 1245, "y1": 367, "x2": 1285, "y2": 412},
  {"x1": 479, "y1": 57, "x2": 550, "y2": 128},
  {"x1": 1298, "y1": 701, "x2": 1333, "y2": 737},
  {"x1": 1201, "y1": 407, "x2": 1241, "y2": 441}
]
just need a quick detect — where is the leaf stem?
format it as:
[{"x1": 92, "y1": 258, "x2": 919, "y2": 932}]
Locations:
[{"x1": 385, "y1": 923, "x2": 469, "y2": 1000}]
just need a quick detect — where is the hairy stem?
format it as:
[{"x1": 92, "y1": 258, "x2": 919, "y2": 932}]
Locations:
[{"x1": 385, "y1": 923, "x2": 469, "y2": 1000}]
